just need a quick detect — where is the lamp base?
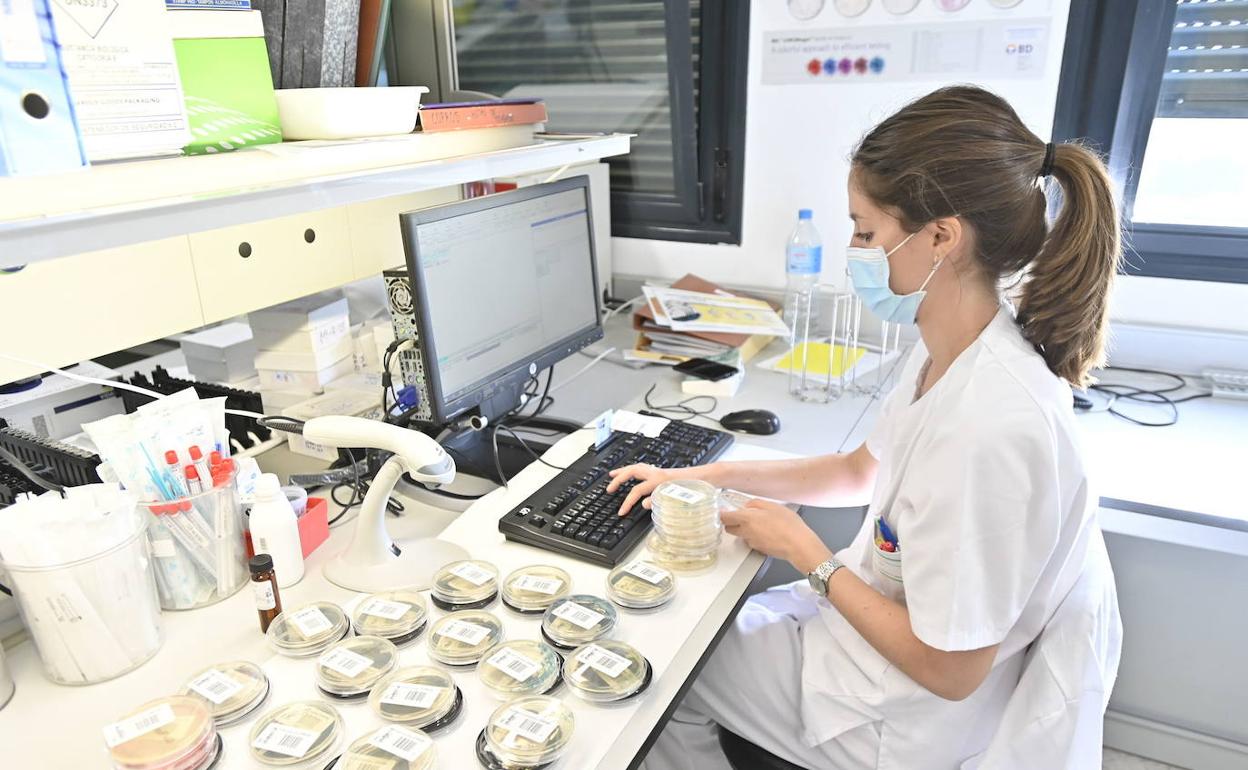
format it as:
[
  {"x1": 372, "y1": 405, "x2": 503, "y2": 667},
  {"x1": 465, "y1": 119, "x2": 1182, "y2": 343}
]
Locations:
[{"x1": 322, "y1": 536, "x2": 470, "y2": 592}]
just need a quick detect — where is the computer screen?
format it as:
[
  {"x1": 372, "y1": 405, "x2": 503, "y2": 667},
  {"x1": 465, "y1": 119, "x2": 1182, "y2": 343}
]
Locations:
[{"x1": 401, "y1": 177, "x2": 602, "y2": 423}]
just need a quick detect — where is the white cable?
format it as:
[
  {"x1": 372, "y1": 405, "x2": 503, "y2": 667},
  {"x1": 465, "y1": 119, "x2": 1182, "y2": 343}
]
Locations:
[
  {"x1": 543, "y1": 164, "x2": 571, "y2": 184},
  {"x1": 550, "y1": 346, "x2": 616, "y2": 393},
  {"x1": 602, "y1": 294, "x2": 645, "y2": 323}
]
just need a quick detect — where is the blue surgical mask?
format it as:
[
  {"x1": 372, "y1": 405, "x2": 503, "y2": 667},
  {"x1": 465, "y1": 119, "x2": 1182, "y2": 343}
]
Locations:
[{"x1": 846, "y1": 231, "x2": 943, "y2": 325}]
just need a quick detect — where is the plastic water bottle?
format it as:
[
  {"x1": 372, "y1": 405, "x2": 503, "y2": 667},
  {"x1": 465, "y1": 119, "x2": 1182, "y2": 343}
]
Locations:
[
  {"x1": 784, "y1": 209, "x2": 823, "y2": 343},
  {"x1": 249, "y1": 473, "x2": 304, "y2": 588}
]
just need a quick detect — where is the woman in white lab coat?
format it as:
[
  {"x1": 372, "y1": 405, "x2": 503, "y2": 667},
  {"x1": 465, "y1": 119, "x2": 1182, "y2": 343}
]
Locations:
[{"x1": 611, "y1": 86, "x2": 1122, "y2": 770}]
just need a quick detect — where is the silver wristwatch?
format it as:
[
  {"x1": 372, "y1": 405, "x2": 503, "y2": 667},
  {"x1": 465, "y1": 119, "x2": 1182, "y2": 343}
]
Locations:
[{"x1": 807, "y1": 555, "x2": 845, "y2": 596}]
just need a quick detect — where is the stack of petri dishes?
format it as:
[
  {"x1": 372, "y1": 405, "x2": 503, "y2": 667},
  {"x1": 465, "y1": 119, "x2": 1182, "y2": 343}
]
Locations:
[
  {"x1": 427, "y1": 610, "x2": 504, "y2": 666},
  {"x1": 478, "y1": 639, "x2": 563, "y2": 700},
  {"x1": 476, "y1": 696, "x2": 575, "y2": 770},
  {"x1": 563, "y1": 640, "x2": 653, "y2": 705},
  {"x1": 266, "y1": 602, "x2": 351, "y2": 658},
  {"x1": 104, "y1": 696, "x2": 220, "y2": 770},
  {"x1": 500, "y1": 565, "x2": 571, "y2": 614},
  {"x1": 605, "y1": 560, "x2": 676, "y2": 611},
  {"x1": 370, "y1": 666, "x2": 463, "y2": 733},
  {"x1": 178, "y1": 660, "x2": 270, "y2": 727},
  {"x1": 350, "y1": 590, "x2": 428, "y2": 646},
  {"x1": 315, "y1": 635, "x2": 398, "y2": 700},
  {"x1": 647, "y1": 480, "x2": 722, "y2": 573},
  {"x1": 338, "y1": 725, "x2": 436, "y2": 770},
  {"x1": 430, "y1": 560, "x2": 499, "y2": 611},
  {"x1": 540, "y1": 594, "x2": 617, "y2": 652},
  {"x1": 248, "y1": 701, "x2": 344, "y2": 769}
]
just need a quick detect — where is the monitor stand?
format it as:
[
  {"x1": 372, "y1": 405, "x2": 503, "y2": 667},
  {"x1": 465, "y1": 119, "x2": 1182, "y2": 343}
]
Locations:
[{"x1": 440, "y1": 415, "x2": 584, "y2": 483}]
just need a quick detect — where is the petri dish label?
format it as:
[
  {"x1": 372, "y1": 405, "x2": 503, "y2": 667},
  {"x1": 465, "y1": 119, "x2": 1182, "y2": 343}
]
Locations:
[
  {"x1": 359, "y1": 597, "x2": 411, "y2": 621},
  {"x1": 438, "y1": 620, "x2": 490, "y2": 646},
  {"x1": 102, "y1": 704, "x2": 176, "y2": 748},
  {"x1": 291, "y1": 607, "x2": 333, "y2": 636},
  {"x1": 623, "y1": 561, "x2": 671, "y2": 585},
  {"x1": 552, "y1": 601, "x2": 606, "y2": 630},
  {"x1": 486, "y1": 647, "x2": 540, "y2": 683},
  {"x1": 380, "y1": 682, "x2": 441, "y2": 709},
  {"x1": 252, "y1": 723, "x2": 318, "y2": 758},
  {"x1": 188, "y1": 669, "x2": 245, "y2": 705},
  {"x1": 513, "y1": 575, "x2": 563, "y2": 595},
  {"x1": 664, "y1": 485, "x2": 707, "y2": 505},
  {"x1": 449, "y1": 562, "x2": 493, "y2": 586},
  {"x1": 320, "y1": 647, "x2": 372, "y2": 677},
  {"x1": 369, "y1": 725, "x2": 432, "y2": 761},
  {"x1": 494, "y1": 707, "x2": 557, "y2": 744},
  {"x1": 576, "y1": 644, "x2": 632, "y2": 679}
]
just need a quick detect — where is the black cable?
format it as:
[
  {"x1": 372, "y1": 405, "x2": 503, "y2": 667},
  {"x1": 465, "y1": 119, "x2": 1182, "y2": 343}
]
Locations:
[
  {"x1": 1086, "y1": 366, "x2": 1212, "y2": 428},
  {"x1": 642, "y1": 383, "x2": 719, "y2": 422},
  {"x1": 489, "y1": 423, "x2": 508, "y2": 488},
  {"x1": 0, "y1": 444, "x2": 63, "y2": 494},
  {"x1": 511, "y1": 366, "x2": 555, "y2": 426},
  {"x1": 497, "y1": 425, "x2": 567, "y2": 471},
  {"x1": 257, "y1": 415, "x2": 305, "y2": 435},
  {"x1": 328, "y1": 447, "x2": 363, "y2": 525}
]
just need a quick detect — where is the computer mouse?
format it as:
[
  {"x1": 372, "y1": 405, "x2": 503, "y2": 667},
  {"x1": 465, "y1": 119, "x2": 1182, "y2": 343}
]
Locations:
[{"x1": 719, "y1": 409, "x2": 781, "y2": 435}]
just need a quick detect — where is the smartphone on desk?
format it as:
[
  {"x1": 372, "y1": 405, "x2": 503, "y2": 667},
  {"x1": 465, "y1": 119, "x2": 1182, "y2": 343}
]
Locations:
[{"x1": 673, "y1": 357, "x2": 739, "y2": 382}]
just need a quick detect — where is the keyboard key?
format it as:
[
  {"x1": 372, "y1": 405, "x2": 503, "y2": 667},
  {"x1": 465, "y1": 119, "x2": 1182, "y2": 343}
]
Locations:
[
  {"x1": 586, "y1": 532, "x2": 603, "y2": 547},
  {"x1": 564, "y1": 523, "x2": 580, "y2": 537},
  {"x1": 600, "y1": 534, "x2": 619, "y2": 549}
]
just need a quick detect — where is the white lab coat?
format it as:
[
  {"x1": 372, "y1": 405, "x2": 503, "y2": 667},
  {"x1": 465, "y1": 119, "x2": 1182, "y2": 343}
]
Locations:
[{"x1": 643, "y1": 305, "x2": 1110, "y2": 770}]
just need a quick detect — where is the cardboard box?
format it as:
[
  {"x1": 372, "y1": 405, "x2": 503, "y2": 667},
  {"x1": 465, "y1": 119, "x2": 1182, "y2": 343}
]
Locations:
[
  {"x1": 257, "y1": 355, "x2": 353, "y2": 392},
  {"x1": 254, "y1": 334, "x2": 353, "y2": 372},
  {"x1": 0, "y1": 362, "x2": 124, "y2": 439},
  {"x1": 181, "y1": 322, "x2": 257, "y2": 383},
  {"x1": 282, "y1": 389, "x2": 380, "y2": 461}
]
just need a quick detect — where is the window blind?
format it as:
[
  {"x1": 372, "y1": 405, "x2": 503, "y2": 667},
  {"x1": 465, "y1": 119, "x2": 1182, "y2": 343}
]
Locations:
[{"x1": 1159, "y1": 0, "x2": 1248, "y2": 117}]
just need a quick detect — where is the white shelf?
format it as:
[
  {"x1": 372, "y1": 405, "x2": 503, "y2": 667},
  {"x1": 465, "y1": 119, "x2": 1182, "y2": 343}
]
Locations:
[{"x1": 0, "y1": 132, "x2": 630, "y2": 269}]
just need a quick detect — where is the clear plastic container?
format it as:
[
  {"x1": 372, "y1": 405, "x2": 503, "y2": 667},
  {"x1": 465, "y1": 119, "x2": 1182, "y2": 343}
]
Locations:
[
  {"x1": 646, "y1": 532, "x2": 718, "y2": 573},
  {"x1": 540, "y1": 594, "x2": 617, "y2": 651},
  {"x1": 267, "y1": 601, "x2": 351, "y2": 658},
  {"x1": 316, "y1": 635, "x2": 398, "y2": 700},
  {"x1": 350, "y1": 589, "x2": 428, "y2": 645},
  {"x1": 369, "y1": 666, "x2": 463, "y2": 732},
  {"x1": 648, "y1": 480, "x2": 722, "y2": 574},
  {"x1": 563, "y1": 640, "x2": 652, "y2": 705},
  {"x1": 478, "y1": 696, "x2": 575, "y2": 769},
  {"x1": 606, "y1": 560, "x2": 676, "y2": 611},
  {"x1": 339, "y1": 725, "x2": 437, "y2": 770},
  {"x1": 249, "y1": 701, "x2": 344, "y2": 768},
  {"x1": 179, "y1": 660, "x2": 270, "y2": 726},
  {"x1": 430, "y1": 559, "x2": 499, "y2": 611},
  {"x1": 426, "y1": 610, "x2": 504, "y2": 666},
  {"x1": 104, "y1": 695, "x2": 219, "y2": 770},
  {"x1": 501, "y1": 565, "x2": 571, "y2": 614},
  {"x1": 478, "y1": 639, "x2": 563, "y2": 700}
]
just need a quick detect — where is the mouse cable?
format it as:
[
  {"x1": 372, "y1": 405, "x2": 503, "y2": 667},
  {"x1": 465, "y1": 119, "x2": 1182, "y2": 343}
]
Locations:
[
  {"x1": 643, "y1": 383, "x2": 718, "y2": 422},
  {"x1": 1085, "y1": 366, "x2": 1212, "y2": 428}
]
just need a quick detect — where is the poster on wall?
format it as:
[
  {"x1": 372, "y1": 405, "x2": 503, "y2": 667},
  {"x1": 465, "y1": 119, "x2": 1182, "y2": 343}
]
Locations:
[{"x1": 762, "y1": 18, "x2": 1050, "y2": 85}]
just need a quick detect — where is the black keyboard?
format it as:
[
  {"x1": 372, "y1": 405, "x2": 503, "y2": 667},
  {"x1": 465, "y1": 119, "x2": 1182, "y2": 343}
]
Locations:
[{"x1": 497, "y1": 413, "x2": 734, "y2": 566}]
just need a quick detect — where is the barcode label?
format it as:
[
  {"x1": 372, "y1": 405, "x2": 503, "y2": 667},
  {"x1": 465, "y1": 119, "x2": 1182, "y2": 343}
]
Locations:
[
  {"x1": 290, "y1": 606, "x2": 333, "y2": 636},
  {"x1": 665, "y1": 485, "x2": 707, "y2": 505},
  {"x1": 188, "y1": 669, "x2": 244, "y2": 705},
  {"x1": 319, "y1": 647, "x2": 372, "y2": 677},
  {"x1": 252, "y1": 723, "x2": 318, "y2": 758},
  {"x1": 624, "y1": 561, "x2": 671, "y2": 585},
  {"x1": 359, "y1": 597, "x2": 411, "y2": 620},
  {"x1": 102, "y1": 704, "x2": 175, "y2": 747},
  {"x1": 552, "y1": 601, "x2": 606, "y2": 630},
  {"x1": 486, "y1": 647, "x2": 540, "y2": 683},
  {"x1": 380, "y1": 682, "x2": 441, "y2": 709},
  {"x1": 368, "y1": 725, "x2": 433, "y2": 761},
  {"x1": 576, "y1": 644, "x2": 632, "y2": 679},
  {"x1": 449, "y1": 562, "x2": 493, "y2": 586},
  {"x1": 437, "y1": 619, "x2": 490, "y2": 646},
  {"x1": 513, "y1": 575, "x2": 563, "y2": 595},
  {"x1": 494, "y1": 707, "x2": 557, "y2": 744}
]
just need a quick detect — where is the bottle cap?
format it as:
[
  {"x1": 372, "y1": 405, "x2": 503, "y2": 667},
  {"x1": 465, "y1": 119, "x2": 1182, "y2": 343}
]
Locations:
[
  {"x1": 255, "y1": 473, "x2": 281, "y2": 501},
  {"x1": 798, "y1": 208, "x2": 812, "y2": 219},
  {"x1": 249, "y1": 554, "x2": 274, "y2": 574},
  {"x1": 209, "y1": 450, "x2": 222, "y2": 466},
  {"x1": 189, "y1": 445, "x2": 204, "y2": 461},
  {"x1": 185, "y1": 464, "x2": 200, "y2": 481},
  {"x1": 165, "y1": 450, "x2": 179, "y2": 465}
]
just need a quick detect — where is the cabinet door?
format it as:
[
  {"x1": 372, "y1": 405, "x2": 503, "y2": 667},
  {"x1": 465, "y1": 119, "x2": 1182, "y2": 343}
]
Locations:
[
  {"x1": 346, "y1": 188, "x2": 461, "y2": 279},
  {"x1": 189, "y1": 208, "x2": 353, "y2": 323},
  {"x1": 0, "y1": 238, "x2": 203, "y2": 384}
]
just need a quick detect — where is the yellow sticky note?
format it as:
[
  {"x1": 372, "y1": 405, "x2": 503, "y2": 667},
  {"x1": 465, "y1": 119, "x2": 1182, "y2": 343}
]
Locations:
[{"x1": 774, "y1": 343, "x2": 865, "y2": 377}]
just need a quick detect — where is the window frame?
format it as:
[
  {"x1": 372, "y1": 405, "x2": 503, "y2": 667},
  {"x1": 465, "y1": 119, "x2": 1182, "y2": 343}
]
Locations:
[{"x1": 1052, "y1": 0, "x2": 1248, "y2": 284}]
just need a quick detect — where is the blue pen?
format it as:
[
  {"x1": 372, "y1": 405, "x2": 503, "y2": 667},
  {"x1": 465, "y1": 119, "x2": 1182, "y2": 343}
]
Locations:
[{"x1": 877, "y1": 516, "x2": 899, "y2": 547}]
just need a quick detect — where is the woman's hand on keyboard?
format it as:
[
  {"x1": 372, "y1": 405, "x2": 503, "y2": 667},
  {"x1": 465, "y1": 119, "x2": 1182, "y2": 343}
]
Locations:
[{"x1": 607, "y1": 463, "x2": 703, "y2": 516}]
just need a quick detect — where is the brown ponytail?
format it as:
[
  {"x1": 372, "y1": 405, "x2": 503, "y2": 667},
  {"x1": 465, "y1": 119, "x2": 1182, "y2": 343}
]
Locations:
[{"x1": 852, "y1": 86, "x2": 1122, "y2": 387}]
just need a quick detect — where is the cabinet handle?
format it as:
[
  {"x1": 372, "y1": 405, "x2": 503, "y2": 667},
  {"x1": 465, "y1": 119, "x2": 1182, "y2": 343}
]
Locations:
[
  {"x1": 304, "y1": 228, "x2": 316, "y2": 244},
  {"x1": 239, "y1": 242, "x2": 253, "y2": 258}
]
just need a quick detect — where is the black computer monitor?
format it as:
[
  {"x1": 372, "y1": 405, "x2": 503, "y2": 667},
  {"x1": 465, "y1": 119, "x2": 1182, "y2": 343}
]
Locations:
[{"x1": 400, "y1": 176, "x2": 604, "y2": 434}]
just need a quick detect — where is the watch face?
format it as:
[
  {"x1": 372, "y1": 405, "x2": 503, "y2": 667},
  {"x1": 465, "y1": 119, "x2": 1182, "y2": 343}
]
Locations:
[{"x1": 807, "y1": 573, "x2": 825, "y2": 594}]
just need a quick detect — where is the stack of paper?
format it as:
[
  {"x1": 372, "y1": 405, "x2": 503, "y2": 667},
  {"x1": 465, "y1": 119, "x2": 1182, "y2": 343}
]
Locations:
[{"x1": 628, "y1": 274, "x2": 785, "y2": 365}]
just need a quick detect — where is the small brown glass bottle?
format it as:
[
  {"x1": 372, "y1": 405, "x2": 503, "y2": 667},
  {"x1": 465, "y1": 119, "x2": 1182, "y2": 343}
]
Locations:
[{"x1": 250, "y1": 554, "x2": 283, "y2": 633}]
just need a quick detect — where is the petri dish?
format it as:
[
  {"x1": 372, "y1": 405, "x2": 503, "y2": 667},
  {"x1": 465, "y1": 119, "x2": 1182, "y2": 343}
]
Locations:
[
  {"x1": 266, "y1": 601, "x2": 351, "y2": 658},
  {"x1": 540, "y1": 594, "x2": 617, "y2": 651},
  {"x1": 338, "y1": 725, "x2": 436, "y2": 770},
  {"x1": 647, "y1": 531, "x2": 719, "y2": 573},
  {"x1": 606, "y1": 560, "x2": 676, "y2": 611},
  {"x1": 478, "y1": 639, "x2": 563, "y2": 700},
  {"x1": 651, "y1": 480, "x2": 719, "y2": 519},
  {"x1": 501, "y1": 565, "x2": 572, "y2": 614},
  {"x1": 178, "y1": 660, "x2": 270, "y2": 726},
  {"x1": 430, "y1": 559, "x2": 499, "y2": 611},
  {"x1": 350, "y1": 589, "x2": 428, "y2": 646},
  {"x1": 427, "y1": 610, "x2": 504, "y2": 666},
  {"x1": 563, "y1": 640, "x2": 652, "y2": 705},
  {"x1": 369, "y1": 666, "x2": 463, "y2": 732},
  {"x1": 479, "y1": 696, "x2": 575, "y2": 769},
  {"x1": 105, "y1": 695, "x2": 218, "y2": 770},
  {"x1": 316, "y1": 635, "x2": 398, "y2": 700},
  {"x1": 249, "y1": 701, "x2": 344, "y2": 768}
]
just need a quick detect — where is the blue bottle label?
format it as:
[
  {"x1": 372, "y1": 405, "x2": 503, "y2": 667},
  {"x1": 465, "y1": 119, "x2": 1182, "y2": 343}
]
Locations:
[{"x1": 787, "y1": 245, "x2": 822, "y2": 275}]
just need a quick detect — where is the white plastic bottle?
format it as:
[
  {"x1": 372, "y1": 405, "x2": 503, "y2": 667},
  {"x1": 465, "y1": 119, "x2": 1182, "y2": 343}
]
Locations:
[
  {"x1": 248, "y1": 473, "x2": 304, "y2": 588},
  {"x1": 784, "y1": 208, "x2": 823, "y2": 341}
]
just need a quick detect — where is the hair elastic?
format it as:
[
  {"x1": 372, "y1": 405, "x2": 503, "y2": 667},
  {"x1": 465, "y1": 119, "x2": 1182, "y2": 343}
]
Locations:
[{"x1": 1038, "y1": 142, "x2": 1056, "y2": 178}]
